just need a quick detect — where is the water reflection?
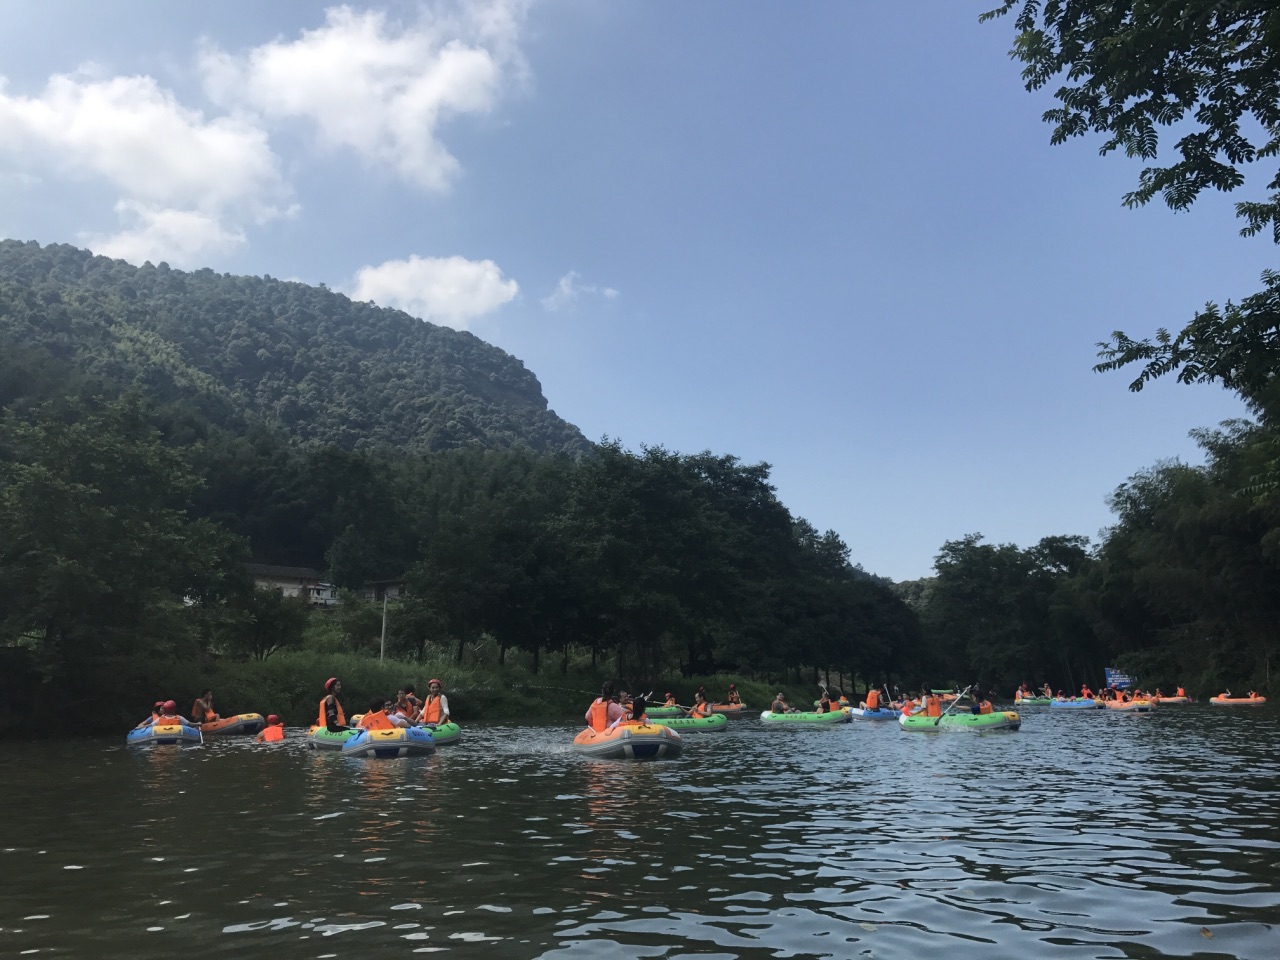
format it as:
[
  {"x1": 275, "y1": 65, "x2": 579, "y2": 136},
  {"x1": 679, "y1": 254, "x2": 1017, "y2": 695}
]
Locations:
[{"x1": 0, "y1": 709, "x2": 1276, "y2": 959}]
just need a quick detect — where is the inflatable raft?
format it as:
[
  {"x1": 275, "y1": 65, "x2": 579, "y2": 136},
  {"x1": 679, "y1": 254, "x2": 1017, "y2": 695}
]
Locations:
[
  {"x1": 571, "y1": 722, "x2": 684, "y2": 760},
  {"x1": 199, "y1": 713, "x2": 265, "y2": 735},
  {"x1": 1049, "y1": 698, "x2": 1103, "y2": 710},
  {"x1": 709, "y1": 703, "x2": 748, "y2": 717},
  {"x1": 306, "y1": 726, "x2": 358, "y2": 750},
  {"x1": 900, "y1": 710, "x2": 1020, "y2": 732},
  {"x1": 341, "y1": 726, "x2": 437, "y2": 758},
  {"x1": 648, "y1": 714, "x2": 728, "y2": 732},
  {"x1": 422, "y1": 721, "x2": 461, "y2": 745},
  {"x1": 1209, "y1": 695, "x2": 1267, "y2": 706},
  {"x1": 1014, "y1": 697, "x2": 1052, "y2": 705},
  {"x1": 848, "y1": 706, "x2": 898, "y2": 720},
  {"x1": 645, "y1": 706, "x2": 683, "y2": 718},
  {"x1": 760, "y1": 709, "x2": 849, "y2": 725},
  {"x1": 1152, "y1": 695, "x2": 1190, "y2": 705},
  {"x1": 127, "y1": 723, "x2": 203, "y2": 747},
  {"x1": 1106, "y1": 699, "x2": 1153, "y2": 712}
]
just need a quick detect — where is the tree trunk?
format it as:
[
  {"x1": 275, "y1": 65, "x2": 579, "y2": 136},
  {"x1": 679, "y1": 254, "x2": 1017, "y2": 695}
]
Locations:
[
  {"x1": 455, "y1": 635, "x2": 465, "y2": 663},
  {"x1": 499, "y1": 644, "x2": 507, "y2": 666},
  {"x1": 532, "y1": 644, "x2": 540, "y2": 674},
  {"x1": 561, "y1": 643, "x2": 569, "y2": 674}
]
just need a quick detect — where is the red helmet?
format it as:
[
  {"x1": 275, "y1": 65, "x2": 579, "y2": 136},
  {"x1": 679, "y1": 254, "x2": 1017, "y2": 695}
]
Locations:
[
  {"x1": 324, "y1": 677, "x2": 339, "y2": 691},
  {"x1": 266, "y1": 714, "x2": 280, "y2": 724},
  {"x1": 162, "y1": 700, "x2": 176, "y2": 711}
]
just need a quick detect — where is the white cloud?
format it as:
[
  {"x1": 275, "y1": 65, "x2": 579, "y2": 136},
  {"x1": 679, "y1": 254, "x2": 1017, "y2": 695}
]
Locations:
[
  {"x1": 0, "y1": 70, "x2": 290, "y2": 265},
  {"x1": 200, "y1": 2, "x2": 528, "y2": 191},
  {"x1": 541, "y1": 270, "x2": 620, "y2": 312},
  {"x1": 351, "y1": 254, "x2": 518, "y2": 329}
]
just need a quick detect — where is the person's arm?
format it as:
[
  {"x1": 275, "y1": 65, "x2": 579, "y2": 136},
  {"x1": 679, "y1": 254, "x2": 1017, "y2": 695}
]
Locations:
[{"x1": 438, "y1": 695, "x2": 450, "y2": 722}]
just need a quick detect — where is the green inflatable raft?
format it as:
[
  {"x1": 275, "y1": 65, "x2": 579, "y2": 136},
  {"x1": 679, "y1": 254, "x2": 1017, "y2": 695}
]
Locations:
[
  {"x1": 1014, "y1": 697, "x2": 1052, "y2": 705},
  {"x1": 760, "y1": 708, "x2": 849, "y2": 725},
  {"x1": 899, "y1": 710, "x2": 1020, "y2": 732},
  {"x1": 645, "y1": 706, "x2": 684, "y2": 718},
  {"x1": 648, "y1": 714, "x2": 728, "y2": 732},
  {"x1": 306, "y1": 726, "x2": 358, "y2": 750},
  {"x1": 423, "y1": 721, "x2": 461, "y2": 745}
]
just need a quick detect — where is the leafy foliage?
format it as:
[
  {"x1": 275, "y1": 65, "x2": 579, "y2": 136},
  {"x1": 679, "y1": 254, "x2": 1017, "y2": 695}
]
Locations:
[
  {"x1": 0, "y1": 239, "x2": 589, "y2": 456},
  {"x1": 984, "y1": 3, "x2": 1280, "y2": 449}
]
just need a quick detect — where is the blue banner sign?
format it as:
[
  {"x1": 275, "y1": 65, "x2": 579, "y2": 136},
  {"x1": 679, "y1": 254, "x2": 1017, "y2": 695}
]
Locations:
[{"x1": 1104, "y1": 667, "x2": 1133, "y2": 689}]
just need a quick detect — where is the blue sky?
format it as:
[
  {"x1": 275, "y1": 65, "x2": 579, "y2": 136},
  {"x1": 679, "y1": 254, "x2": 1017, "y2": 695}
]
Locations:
[{"x1": 0, "y1": 2, "x2": 1269, "y2": 581}]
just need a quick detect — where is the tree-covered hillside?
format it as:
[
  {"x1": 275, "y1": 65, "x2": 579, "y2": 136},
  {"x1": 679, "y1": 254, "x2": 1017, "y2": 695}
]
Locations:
[{"x1": 0, "y1": 240, "x2": 589, "y2": 455}]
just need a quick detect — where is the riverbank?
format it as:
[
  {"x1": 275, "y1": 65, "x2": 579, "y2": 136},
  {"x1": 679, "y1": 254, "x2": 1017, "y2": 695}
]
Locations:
[{"x1": 0, "y1": 648, "x2": 836, "y2": 737}]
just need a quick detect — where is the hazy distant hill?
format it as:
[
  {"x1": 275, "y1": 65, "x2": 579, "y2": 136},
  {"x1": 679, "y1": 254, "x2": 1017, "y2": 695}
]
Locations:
[{"x1": 0, "y1": 240, "x2": 589, "y2": 455}]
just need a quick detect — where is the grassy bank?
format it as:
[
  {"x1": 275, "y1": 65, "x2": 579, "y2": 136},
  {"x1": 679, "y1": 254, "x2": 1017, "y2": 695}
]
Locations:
[{"x1": 0, "y1": 649, "x2": 844, "y2": 737}]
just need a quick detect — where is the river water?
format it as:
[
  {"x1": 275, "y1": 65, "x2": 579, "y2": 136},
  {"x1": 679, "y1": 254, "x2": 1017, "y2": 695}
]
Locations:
[{"x1": 1, "y1": 706, "x2": 1276, "y2": 959}]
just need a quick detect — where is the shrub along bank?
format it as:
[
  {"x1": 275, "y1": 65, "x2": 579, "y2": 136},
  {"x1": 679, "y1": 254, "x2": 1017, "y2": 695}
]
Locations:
[{"x1": 0, "y1": 649, "x2": 846, "y2": 737}]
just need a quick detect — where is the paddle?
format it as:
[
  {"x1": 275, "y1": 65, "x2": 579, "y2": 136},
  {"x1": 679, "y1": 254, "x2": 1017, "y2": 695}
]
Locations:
[{"x1": 934, "y1": 684, "x2": 974, "y2": 726}]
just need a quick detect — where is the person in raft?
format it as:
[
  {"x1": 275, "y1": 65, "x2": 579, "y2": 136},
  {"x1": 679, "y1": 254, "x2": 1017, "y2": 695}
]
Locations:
[
  {"x1": 770, "y1": 691, "x2": 789, "y2": 713},
  {"x1": 726, "y1": 684, "x2": 742, "y2": 705},
  {"x1": 357, "y1": 698, "x2": 398, "y2": 730},
  {"x1": 391, "y1": 690, "x2": 418, "y2": 724},
  {"x1": 319, "y1": 678, "x2": 349, "y2": 732},
  {"x1": 147, "y1": 700, "x2": 186, "y2": 726},
  {"x1": 586, "y1": 681, "x2": 626, "y2": 732},
  {"x1": 134, "y1": 700, "x2": 165, "y2": 728},
  {"x1": 190, "y1": 689, "x2": 220, "y2": 725},
  {"x1": 686, "y1": 690, "x2": 713, "y2": 718},
  {"x1": 256, "y1": 715, "x2": 285, "y2": 742},
  {"x1": 612, "y1": 694, "x2": 649, "y2": 728},
  {"x1": 420, "y1": 679, "x2": 451, "y2": 727},
  {"x1": 860, "y1": 687, "x2": 882, "y2": 711},
  {"x1": 403, "y1": 683, "x2": 423, "y2": 714},
  {"x1": 662, "y1": 692, "x2": 678, "y2": 707},
  {"x1": 382, "y1": 699, "x2": 414, "y2": 728}
]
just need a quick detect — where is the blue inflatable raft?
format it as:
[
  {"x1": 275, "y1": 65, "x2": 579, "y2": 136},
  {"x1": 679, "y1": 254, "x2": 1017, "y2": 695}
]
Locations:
[{"x1": 127, "y1": 723, "x2": 202, "y2": 747}]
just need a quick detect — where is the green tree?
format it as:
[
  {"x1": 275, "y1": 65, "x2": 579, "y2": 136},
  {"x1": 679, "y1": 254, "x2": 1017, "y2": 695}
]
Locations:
[
  {"x1": 0, "y1": 394, "x2": 242, "y2": 673},
  {"x1": 984, "y1": 3, "x2": 1280, "y2": 414}
]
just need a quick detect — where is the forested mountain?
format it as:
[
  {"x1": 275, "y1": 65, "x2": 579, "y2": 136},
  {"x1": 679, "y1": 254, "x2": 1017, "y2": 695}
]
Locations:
[{"x1": 0, "y1": 240, "x2": 588, "y2": 455}]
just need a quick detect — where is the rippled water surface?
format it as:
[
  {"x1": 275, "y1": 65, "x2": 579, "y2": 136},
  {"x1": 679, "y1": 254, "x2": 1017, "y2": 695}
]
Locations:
[{"x1": 1, "y1": 707, "x2": 1277, "y2": 959}]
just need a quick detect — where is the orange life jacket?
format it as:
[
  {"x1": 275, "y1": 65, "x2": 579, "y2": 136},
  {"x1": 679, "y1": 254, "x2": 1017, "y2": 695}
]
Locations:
[
  {"x1": 979, "y1": 700, "x2": 993, "y2": 715},
  {"x1": 317, "y1": 696, "x2": 345, "y2": 728},
  {"x1": 191, "y1": 700, "x2": 215, "y2": 723},
  {"x1": 663, "y1": 697, "x2": 676, "y2": 706},
  {"x1": 925, "y1": 697, "x2": 942, "y2": 718},
  {"x1": 258, "y1": 724, "x2": 285, "y2": 742},
  {"x1": 901, "y1": 699, "x2": 919, "y2": 716},
  {"x1": 866, "y1": 690, "x2": 880, "y2": 710},
  {"x1": 727, "y1": 691, "x2": 741, "y2": 704},
  {"x1": 154, "y1": 714, "x2": 185, "y2": 726},
  {"x1": 359, "y1": 710, "x2": 394, "y2": 730},
  {"x1": 692, "y1": 701, "x2": 711, "y2": 718},
  {"x1": 589, "y1": 699, "x2": 611, "y2": 732},
  {"x1": 422, "y1": 696, "x2": 444, "y2": 724},
  {"x1": 1176, "y1": 687, "x2": 1186, "y2": 697}
]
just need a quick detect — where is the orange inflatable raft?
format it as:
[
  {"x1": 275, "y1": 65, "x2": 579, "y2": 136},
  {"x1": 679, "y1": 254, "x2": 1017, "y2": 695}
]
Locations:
[
  {"x1": 572, "y1": 722, "x2": 684, "y2": 760},
  {"x1": 1209, "y1": 695, "x2": 1267, "y2": 706},
  {"x1": 199, "y1": 713, "x2": 266, "y2": 735}
]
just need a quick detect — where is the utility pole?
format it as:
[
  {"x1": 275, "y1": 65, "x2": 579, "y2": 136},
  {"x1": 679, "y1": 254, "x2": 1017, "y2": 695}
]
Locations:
[{"x1": 380, "y1": 592, "x2": 388, "y2": 661}]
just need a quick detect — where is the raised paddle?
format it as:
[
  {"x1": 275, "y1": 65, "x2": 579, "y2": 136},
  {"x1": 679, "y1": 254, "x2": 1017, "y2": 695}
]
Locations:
[{"x1": 934, "y1": 684, "x2": 974, "y2": 726}]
